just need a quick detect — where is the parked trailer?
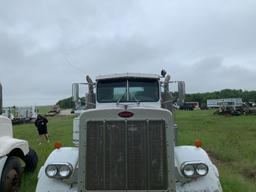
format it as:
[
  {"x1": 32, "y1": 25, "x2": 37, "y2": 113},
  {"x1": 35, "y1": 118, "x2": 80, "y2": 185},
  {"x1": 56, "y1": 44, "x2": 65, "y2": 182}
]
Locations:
[
  {"x1": 12, "y1": 106, "x2": 38, "y2": 124},
  {"x1": 2, "y1": 107, "x2": 14, "y2": 120},
  {"x1": 207, "y1": 98, "x2": 243, "y2": 108},
  {"x1": 36, "y1": 72, "x2": 222, "y2": 192}
]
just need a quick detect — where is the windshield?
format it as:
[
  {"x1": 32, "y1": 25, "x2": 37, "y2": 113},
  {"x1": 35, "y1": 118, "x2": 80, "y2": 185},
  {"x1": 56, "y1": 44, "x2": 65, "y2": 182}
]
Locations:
[{"x1": 97, "y1": 78, "x2": 159, "y2": 103}]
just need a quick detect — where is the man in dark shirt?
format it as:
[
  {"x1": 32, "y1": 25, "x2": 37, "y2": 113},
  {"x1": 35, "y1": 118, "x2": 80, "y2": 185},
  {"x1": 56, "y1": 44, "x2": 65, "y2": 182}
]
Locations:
[{"x1": 35, "y1": 114, "x2": 49, "y2": 144}]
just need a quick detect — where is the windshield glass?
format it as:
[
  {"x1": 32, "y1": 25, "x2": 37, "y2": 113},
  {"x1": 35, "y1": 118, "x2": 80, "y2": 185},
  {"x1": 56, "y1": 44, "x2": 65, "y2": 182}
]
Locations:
[{"x1": 97, "y1": 78, "x2": 159, "y2": 103}]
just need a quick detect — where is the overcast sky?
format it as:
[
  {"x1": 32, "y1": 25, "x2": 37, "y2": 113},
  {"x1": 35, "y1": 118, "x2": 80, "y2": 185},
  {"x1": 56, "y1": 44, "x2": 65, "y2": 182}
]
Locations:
[{"x1": 0, "y1": 0, "x2": 256, "y2": 106}]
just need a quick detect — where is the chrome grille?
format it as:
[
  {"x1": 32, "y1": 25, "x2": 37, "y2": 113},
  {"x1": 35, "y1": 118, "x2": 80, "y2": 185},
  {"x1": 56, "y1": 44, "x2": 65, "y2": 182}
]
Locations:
[{"x1": 86, "y1": 120, "x2": 167, "y2": 190}]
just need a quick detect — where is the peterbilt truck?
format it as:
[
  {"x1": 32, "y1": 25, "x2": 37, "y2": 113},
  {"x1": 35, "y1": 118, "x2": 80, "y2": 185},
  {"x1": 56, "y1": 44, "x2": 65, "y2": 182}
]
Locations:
[
  {"x1": 0, "y1": 83, "x2": 38, "y2": 192},
  {"x1": 36, "y1": 73, "x2": 222, "y2": 192}
]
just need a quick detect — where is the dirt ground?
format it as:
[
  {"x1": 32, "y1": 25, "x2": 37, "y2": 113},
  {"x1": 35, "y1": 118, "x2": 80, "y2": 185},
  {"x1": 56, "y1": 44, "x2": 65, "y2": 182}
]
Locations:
[{"x1": 58, "y1": 109, "x2": 72, "y2": 116}]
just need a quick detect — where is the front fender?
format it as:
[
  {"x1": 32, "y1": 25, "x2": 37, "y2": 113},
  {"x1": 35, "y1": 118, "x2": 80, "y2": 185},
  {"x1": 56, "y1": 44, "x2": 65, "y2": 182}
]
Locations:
[
  {"x1": 175, "y1": 146, "x2": 212, "y2": 167},
  {"x1": 175, "y1": 146, "x2": 222, "y2": 192},
  {"x1": 36, "y1": 147, "x2": 78, "y2": 192},
  {"x1": 0, "y1": 136, "x2": 29, "y2": 157}
]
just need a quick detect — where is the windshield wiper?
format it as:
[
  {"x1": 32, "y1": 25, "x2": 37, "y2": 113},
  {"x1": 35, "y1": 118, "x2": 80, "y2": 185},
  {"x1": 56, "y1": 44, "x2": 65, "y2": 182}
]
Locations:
[
  {"x1": 116, "y1": 89, "x2": 127, "y2": 105},
  {"x1": 132, "y1": 94, "x2": 141, "y2": 106}
]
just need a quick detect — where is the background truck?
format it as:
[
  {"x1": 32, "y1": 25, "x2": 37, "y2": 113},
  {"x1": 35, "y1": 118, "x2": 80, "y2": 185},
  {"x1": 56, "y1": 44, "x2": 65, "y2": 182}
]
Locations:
[
  {"x1": 0, "y1": 83, "x2": 38, "y2": 192},
  {"x1": 45, "y1": 105, "x2": 60, "y2": 117},
  {"x1": 36, "y1": 72, "x2": 222, "y2": 192}
]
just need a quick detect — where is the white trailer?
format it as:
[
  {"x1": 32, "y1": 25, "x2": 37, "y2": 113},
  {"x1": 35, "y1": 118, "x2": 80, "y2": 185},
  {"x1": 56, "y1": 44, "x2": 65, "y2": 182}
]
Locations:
[
  {"x1": 10, "y1": 106, "x2": 38, "y2": 124},
  {"x1": 207, "y1": 98, "x2": 243, "y2": 108},
  {"x1": 36, "y1": 72, "x2": 222, "y2": 192},
  {"x1": 2, "y1": 107, "x2": 14, "y2": 120}
]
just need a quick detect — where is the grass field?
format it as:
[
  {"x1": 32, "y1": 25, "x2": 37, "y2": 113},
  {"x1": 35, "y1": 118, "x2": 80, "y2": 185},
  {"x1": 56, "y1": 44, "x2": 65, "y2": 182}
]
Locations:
[
  {"x1": 13, "y1": 109, "x2": 256, "y2": 191},
  {"x1": 36, "y1": 105, "x2": 52, "y2": 115}
]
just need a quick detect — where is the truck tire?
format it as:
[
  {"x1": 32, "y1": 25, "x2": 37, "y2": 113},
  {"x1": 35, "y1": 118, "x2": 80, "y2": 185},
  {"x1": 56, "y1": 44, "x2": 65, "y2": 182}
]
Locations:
[
  {"x1": 24, "y1": 148, "x2": 38, "y2": 172},
  {"x1": 0, "y1": 156, "x2": 22, "y2": 192}
]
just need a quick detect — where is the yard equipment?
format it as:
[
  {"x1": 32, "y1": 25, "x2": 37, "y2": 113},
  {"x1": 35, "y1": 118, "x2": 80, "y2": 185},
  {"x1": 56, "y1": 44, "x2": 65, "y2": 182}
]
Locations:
[
  {"x1": 0, "y1": 83, "x2": 38, "y2": 192},
  {"x1": 239, "y1": 102, "x2": 256, "y2": 115},
  {"x1": 36, "y1": 72, "x2": 222, "y2": 192},
  {"x1": 214, "y1": 101, "x2": 256, "y2": 116}
]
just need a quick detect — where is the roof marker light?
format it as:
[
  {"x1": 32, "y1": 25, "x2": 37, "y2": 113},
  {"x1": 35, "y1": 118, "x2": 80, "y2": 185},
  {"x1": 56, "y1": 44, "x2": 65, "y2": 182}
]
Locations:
[
  {"x1": 54, "y1": 141, "x2": 62, "y2": 149},
  {"x1": 194, "y1": 139, "x2": 202, "y2": 148}
]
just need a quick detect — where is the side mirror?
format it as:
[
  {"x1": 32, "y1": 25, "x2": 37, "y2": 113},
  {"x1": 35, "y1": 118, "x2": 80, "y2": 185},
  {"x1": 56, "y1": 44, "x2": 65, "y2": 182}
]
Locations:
[
  {"x1": 161, "y1": 69, "x2": 167, "y2": 78},
  {"x1": 0, "y1": 83, "x2": 2, "y2": 115},
  {"x1": 72, "y1": 83, "x2": 79, "y2": 103},
  {"x1": 177, "y1": 81, "x2": 185, "y2": 106}
]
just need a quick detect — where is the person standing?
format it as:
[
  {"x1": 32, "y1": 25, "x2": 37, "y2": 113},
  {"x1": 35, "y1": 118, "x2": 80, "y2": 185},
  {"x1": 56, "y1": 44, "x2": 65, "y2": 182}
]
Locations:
[{"x1": 35, "y1": 114, "x2": 49, "y2": 144}]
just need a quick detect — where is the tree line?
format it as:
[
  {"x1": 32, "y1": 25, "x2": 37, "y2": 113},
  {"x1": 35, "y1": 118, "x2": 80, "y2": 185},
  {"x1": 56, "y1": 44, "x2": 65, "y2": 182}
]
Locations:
[
  {"x1": 177, "y1": 89, "x2": 256, "y2": 105},
  {"x1": 57, "y1": 89, "x2": 256, "y2": 108}
]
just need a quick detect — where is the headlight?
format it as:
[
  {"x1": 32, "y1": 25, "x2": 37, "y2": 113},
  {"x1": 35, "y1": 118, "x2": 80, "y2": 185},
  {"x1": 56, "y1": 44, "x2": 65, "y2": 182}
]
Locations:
[
  {"x1": 59, "y1": 164, "x2": 72, "y2": 178},
  {"x1": 45, "y1": 165, "x2": 58, "y2": 178},
  {"x1": 196, "y1": 163, "x2": 208, "y2": 176},
  {"x1": 181, "y1": 162, "x2": 208, "y2": 178},
  {"x1": 183, "y1": 164, "x2": 195, "y2": 177},
  {"x1": 45, "y1": 163, "x2": 73, "y2": 179}
]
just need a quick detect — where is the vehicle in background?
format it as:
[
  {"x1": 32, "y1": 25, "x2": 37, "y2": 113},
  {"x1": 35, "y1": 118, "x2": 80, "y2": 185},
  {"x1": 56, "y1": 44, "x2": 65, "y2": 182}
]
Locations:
[
  {"x1": 46, "y1": 105, "x2": 60, "y2": 117},
  {"x1": 237, "y1": 102, "x2": 256, "y2": 115},
  {"x1": 36, "y1": 72, "x2": 222, "y2": 192},
  {"x1": 2, "y1": 106, "x2": 38, "y2": 124},
  {"x1": 179, "y1": 102, "x2": 195, "y2": 110},
  {"x1": 214, "y1": 101, "x2": 241, "y2": 116},
  {"x1": 207, "y1": 98, "x2": 242, "y2": 108},
  {"x1": 0, "y1": 83, "x2": 38, "y2": 192},
  {"x1": 2, "y1": 107, "x2": 14, "y2": 120},
  {"x1": 12, "y1": 106, "x2": 38, "y2": 124},
  {"x1": 199, "y1": 103, "x2": 209, "y2": 110}
]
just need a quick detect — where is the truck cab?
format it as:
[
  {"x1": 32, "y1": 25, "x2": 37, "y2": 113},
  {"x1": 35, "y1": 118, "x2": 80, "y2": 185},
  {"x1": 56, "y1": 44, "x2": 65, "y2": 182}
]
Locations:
[
  {"x1": 36, "y1": 73, "x2": 222, "y2": 192},
  {"x1": 0, "y1": 83, "x2": 38, "y2": 192}
]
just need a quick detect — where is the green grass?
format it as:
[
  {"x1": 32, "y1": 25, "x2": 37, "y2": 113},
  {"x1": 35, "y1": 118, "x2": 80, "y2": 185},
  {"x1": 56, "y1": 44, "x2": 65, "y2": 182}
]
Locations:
[
  {"x1": 13, "y1": 115, "x2": 74, "y2": 191},
  {"x1": 13, "y1": 110, "x2": 256, "y2": 191},
  {"x1": 37, "y1": 105, "x2": 52, "y2": 115},
  {"x1": 176, "y1": 109, "x2": 256, "y2": 192}
]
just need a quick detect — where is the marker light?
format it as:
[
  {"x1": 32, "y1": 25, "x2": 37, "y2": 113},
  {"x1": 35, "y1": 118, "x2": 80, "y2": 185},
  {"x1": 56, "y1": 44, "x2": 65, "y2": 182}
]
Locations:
[
  {"x1": 54, "y1": 141, "x2": 62, "y2": 149},
  {"x1": 194, "y1": 139, "x2": 202, "y2": 148}
]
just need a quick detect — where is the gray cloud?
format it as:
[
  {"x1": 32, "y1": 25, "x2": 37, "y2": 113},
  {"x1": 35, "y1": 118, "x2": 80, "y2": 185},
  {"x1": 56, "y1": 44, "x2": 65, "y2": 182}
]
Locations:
[{"x1": 0, "y1": 0, "x2": 255, "y2": 106}]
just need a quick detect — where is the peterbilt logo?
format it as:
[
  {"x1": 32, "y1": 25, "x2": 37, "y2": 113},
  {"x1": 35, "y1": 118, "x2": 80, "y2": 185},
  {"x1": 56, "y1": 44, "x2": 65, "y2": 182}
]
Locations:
[{"x1": 118, "y1": 111, "x2": 134, "y2": 118}]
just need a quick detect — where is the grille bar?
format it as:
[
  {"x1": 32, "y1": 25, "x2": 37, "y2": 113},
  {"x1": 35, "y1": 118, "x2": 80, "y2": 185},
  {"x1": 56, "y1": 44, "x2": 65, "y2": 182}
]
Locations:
[{"x1": 127, "y1": 121, "x2": 148, "y2": 189}]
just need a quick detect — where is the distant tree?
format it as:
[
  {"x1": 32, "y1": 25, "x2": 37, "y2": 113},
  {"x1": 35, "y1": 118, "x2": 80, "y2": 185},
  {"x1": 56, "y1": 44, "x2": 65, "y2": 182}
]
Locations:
[
  {"x1": 56, "y1": 97, "x2": 85, "y2": 109},
  {"x1": 56, "y1": 97, "x2": 73, "y2": 109},
  {"x1": 173, "y1": 89, "x2": 256, "y2": 105},
  {"x1": 57, "y1": 89, "x2": 256, "y2": 108}
]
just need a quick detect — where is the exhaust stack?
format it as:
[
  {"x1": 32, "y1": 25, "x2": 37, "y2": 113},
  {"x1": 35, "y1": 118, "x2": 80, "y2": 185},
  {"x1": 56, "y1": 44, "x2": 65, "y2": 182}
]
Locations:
[{"x1": 85, "y1": 75, "x2": 95, "y2": 109}]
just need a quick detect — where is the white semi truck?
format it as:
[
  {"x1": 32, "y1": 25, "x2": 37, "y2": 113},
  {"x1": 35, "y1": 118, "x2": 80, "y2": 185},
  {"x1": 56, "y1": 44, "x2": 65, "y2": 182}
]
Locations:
[
  {"x1": 0, "y1": 83, "x2": 38, "y2": 192},
  {"x1": 36, "y1": 72, "x2": 222, "y2": 192}
]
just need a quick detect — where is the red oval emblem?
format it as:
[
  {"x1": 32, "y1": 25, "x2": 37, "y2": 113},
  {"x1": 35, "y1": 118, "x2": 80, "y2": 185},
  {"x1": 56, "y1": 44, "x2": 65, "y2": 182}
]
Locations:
[{"x1": 118, "y1": 111, "x2": 134, "y2": 118}]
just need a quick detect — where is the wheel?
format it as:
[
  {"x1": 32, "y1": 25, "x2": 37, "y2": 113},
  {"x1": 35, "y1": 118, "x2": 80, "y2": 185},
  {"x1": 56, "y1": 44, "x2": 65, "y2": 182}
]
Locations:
[
  {"x1": 23, "y1": 148, "x2": 38, "y2": 172},
  {"x1": 0, "y1": 156, "x2": 22, "y2": 192}
]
